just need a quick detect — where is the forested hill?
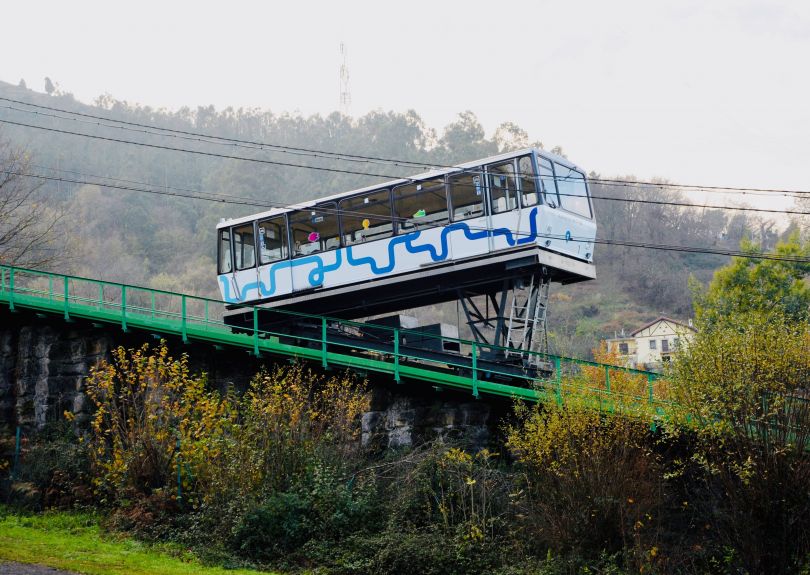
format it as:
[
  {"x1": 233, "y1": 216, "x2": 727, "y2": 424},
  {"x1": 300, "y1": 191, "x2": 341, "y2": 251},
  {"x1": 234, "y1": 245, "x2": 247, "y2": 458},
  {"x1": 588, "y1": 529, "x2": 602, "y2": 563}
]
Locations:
[{"x1": 0, "y1": 79, "x2": 789, "y2": 357}]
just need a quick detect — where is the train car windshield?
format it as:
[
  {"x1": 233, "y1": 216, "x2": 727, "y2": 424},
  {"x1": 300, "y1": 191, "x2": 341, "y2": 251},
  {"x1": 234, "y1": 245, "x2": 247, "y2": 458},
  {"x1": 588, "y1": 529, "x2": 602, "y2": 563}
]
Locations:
[{"x1": 554, "y1": 163, "x2": 591, "y2": 218}]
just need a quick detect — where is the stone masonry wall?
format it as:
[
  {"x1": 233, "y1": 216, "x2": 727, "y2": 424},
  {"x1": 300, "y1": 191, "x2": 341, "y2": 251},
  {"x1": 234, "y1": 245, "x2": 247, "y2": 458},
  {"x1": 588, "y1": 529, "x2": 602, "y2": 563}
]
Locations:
[{"x1": 0, "y1": 306, "x2": 507, "y2": 449}]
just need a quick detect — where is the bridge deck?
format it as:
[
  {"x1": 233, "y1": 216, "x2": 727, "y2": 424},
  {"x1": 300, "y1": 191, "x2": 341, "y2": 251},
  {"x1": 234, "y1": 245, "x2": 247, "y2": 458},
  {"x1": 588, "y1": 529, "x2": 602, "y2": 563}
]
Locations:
[{"x1": 0, "y1": 265, "x2": 665, "y2": 408}]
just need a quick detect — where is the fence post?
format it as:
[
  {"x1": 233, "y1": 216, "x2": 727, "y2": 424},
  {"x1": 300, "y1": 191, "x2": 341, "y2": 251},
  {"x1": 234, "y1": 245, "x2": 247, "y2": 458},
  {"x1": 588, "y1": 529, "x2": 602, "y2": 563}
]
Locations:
[
  {"x1": 252, "y1": 307, "x2": 260, "y2": 357},
  {"x1": 554, "y1": 357, "x2": 562, "y2": 404},
  {"x1": 8, "y1": 268, "x2": 14, "y2": 312},
  {"x1": 121, "y1": 285, "x2": 128, "y2": 332},
  {"x1": 393, "y1": 328, "x2": 401, "y2": 383},
  {"x1": 321, "y1": 316, "x2": 328, "y2": 368},
  {"x1": 604, "y1": 366, "x2": 611, "y2": 394},
  {"x1": 471, "y1": 341, "x2": 479, "y2": 398},
  {"x1": 63, "y1": 276, "x2": 70, "y2": 321},
  {"x1": 648, "y1": 374, "x2": 654, "y2": 404},
  {"x1": 181, "y1": 295, "x2": 188, "y2": 344}
]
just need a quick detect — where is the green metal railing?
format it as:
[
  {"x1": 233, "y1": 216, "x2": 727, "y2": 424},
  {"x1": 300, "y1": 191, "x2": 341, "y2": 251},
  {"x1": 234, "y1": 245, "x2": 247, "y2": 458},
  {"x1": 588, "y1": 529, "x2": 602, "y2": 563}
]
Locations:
[{"x1": 0, "y1": 264, "x2": 666, "y2": 407}]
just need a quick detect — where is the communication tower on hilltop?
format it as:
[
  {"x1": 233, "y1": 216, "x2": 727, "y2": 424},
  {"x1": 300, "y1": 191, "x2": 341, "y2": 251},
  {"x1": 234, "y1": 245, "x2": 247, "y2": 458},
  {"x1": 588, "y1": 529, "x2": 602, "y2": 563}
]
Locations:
[{"x1": 339, "y1": 42, "x2": 352, "y2": 116}]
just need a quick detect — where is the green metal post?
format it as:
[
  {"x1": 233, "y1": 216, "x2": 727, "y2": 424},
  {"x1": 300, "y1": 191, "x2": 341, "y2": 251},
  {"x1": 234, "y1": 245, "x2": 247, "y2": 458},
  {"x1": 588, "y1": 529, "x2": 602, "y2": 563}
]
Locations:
[
  {"x1": 604, "y1": 366, "x2": 611, "y2": 393},
  {"x1": 181, "y1": 295, "x2": 188, "y2": 344},
  {"x1": 63, "y1": 276, "x2": 70, "y2": 321},
  {"x1": 8, "y1": 268, "x2": 14, "y2": 311},
  {"x1": 252, "y1": 307, "x2": 260, "y2": 357},
  {"x1": 393, "y1": 328, "x2": 401, "y2": 383},
  {"x1": 11, "y1": 426, "x2": 21, "y2": 481},
  {"x1": 98, "y1": 283, "x2": 103, "y2": 310},
  {"x1": 648, "y1": 374, "x2": 654, "y2": 404},
  {"x1": 554, "y1": 357, "x2": 562, "y2": 404},
  {"x1": 150, "y1": 292, "x2": 155, "y2": 319},
  {"x1": 204, "y1": 300, "x2": 209, "y2": 328},
  {"x1": 471, "y1": 342, "x2": 479, "y2": 398},
  {"x1": 48, "y1": 275, "x2": 53, "y2": 302},
  {"x1": 121, "y1": 285, "x2": 127, "y2": 332},
  {"x1": 321, "y1": 316, "x2": 328, "y2": 368}
]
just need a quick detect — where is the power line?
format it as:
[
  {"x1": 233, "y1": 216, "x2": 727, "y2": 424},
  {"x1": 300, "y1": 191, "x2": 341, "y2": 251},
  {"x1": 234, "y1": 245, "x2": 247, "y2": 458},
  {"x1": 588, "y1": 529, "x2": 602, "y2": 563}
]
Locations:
[
  {"x1": 3, "y1": 95, "x2": 810, "y2": 199},
  {"x1": 0, "y1": 96, "x2": 433, "y2": 170},
  {"x1": 4, "y1": 168, "x2": 808, "y2": 265},
  {"x1": 3, "y1": 116, "x2": 809, "y2": 218}
]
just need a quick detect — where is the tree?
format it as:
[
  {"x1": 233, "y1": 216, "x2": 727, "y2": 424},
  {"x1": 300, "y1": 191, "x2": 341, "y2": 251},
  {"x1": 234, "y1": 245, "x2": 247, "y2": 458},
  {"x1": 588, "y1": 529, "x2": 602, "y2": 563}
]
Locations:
[
  {"x1": 670, "y1": 311, "x2": 810, "y2": 574},
  {"x1": 44, "y1": 77, "x2": 55, "y2": 95},
  {"x1": 493, "y1": 121, "x2": 529, "y2": 152},
  {"x1": 0, "y1": 136, "x2": 66, "y2": 267},
  {"x1": 17, "y1": 79, "x2": 27, "y2": 90},
  {"x1": 692, "y1": 232, "x2": 810, "y2": 323}
]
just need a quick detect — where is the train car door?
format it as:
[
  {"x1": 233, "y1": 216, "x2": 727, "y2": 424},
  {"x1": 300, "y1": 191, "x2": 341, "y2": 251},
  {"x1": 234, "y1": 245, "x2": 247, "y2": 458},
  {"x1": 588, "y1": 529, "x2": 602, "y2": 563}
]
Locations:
[
  {"x1": 256, "y1": 215, "x2": 293, "y2": 300},
  {"x1": 289, "y1": 204, "x2": 342, "y2": 294},
  {"x1": 228, "y1": 222, "x2": 260, "y2": 303},
  {"x1": 449, "y1": 167, "x2": 489, "y2": 260}
]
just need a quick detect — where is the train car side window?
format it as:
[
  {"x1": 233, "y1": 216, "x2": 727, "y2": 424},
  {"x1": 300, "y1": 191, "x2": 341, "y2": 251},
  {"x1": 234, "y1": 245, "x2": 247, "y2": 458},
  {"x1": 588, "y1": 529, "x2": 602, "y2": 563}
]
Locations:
[
  {"x1": 449, "y1": 169, "x2": 485, "y2": 221},
  {"x1": 394, "y1": 177, "x2": 448, "y2": 232},
  {"x1": 487, "y1": 161, "x2": 518, "y2": 214},
  {"x1": 341, "y1": 189, "x2": 393, "y2": 245},
  {"x1": 538, "y1": 157, "x2": 558, "y2": 207},
  {"x1": 290, "y1": 203, "x2": 340, "y2": 257},
  {"x1": 257, "y1": 215, "x2": 289, "y2": 265},
  {"x1": 518, "y1": 156, "x2": 539, "y2": 207},
  {"x1": 218, "y1": 229, "x2": 232, "y2": 274},
  {"x1": 554, "y1": 163, "x2": 592, "y2": 218},
  {"x1": 233, "y1": 223, "x2": 256, "y2": 270}
]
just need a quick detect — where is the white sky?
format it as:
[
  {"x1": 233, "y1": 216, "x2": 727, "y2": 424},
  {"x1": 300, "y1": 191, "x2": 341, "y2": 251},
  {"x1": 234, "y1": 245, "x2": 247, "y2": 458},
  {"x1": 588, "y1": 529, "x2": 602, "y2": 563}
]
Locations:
[{"x1": 2, "y1": 0, "x2": 809, "y2": 213}]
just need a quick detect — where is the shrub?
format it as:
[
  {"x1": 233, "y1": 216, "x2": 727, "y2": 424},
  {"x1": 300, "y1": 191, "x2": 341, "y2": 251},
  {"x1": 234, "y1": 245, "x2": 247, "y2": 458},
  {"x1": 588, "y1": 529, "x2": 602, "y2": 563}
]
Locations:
[{"x1": 507, "y1": 398, "x2": 665, "y2": 571}]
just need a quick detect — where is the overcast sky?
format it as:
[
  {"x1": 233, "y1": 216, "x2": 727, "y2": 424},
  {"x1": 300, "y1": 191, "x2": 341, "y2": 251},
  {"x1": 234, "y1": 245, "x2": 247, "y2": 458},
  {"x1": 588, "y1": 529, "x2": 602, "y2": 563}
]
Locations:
[{"x1": 2, "y1": 0, "x2": 808, "y2": 212}]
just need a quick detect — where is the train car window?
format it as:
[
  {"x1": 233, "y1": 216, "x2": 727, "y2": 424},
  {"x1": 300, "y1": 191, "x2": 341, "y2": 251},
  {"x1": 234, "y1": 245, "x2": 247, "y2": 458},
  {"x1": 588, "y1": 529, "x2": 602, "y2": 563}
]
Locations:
[
  {"x1": 340, "y1": 189, "x2": 393, "y2": 245},
  {"x1": 218, "y1": 229, "x2": 232, "y2": 274},
  {"x1": 554, "y1": 163, "x2": 592, "y2": 218},
  {"x1": 394, "y1": 177, "x2": 449, "y2": 231},
  {"x1": 449, "y1": 169, "x2": 485, "y2": 221},
  {"x1": 538, "y1": 156, "x2": 558, "y2": 207},
  {"x1": 233, "y1": 223, "x2": 256, "y2": 270},
  {"x1": 487, "y1": 161, "x2": 518, "y2": 214},
  {"x1": 290, "y1": 203, "x2": 340, "y2": 257},
  {"x1": 518, "y1": 156, "x2": 539, "y2": 207},
  {"x1": 257, "y1": 215, "x2": 289, "y2": 265}
]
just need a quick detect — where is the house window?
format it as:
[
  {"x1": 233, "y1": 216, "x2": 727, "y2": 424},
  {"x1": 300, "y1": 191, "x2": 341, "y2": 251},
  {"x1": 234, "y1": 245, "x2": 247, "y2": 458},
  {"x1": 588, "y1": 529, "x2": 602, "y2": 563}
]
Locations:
[
  {"x1": 649, "y1": 340, "x2": 656, "y2": 350},
  {"x1": 619, "y1": 342, "x2": 629, "y2": 355},
  {"x1": 662, "y1": 339, "x2": 670, "y2": 352}
]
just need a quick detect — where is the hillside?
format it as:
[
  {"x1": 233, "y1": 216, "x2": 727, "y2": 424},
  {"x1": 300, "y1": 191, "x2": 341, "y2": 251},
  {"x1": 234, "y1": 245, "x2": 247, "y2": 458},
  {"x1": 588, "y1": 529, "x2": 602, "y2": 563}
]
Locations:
[{"x1": 0, "y1": 79, "x2": 785, "y2": 358}]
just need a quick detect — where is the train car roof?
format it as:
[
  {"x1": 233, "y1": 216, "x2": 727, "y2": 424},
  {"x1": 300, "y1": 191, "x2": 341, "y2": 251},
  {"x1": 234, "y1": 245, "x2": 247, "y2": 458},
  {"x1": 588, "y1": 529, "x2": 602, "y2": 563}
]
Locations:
[{"x1": 217, "y1": 147, "x2": 583, "y2": 230}]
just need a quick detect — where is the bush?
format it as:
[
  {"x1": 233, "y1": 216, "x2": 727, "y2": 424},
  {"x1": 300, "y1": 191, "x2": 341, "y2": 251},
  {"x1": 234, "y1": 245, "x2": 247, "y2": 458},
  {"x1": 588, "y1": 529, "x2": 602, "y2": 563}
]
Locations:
[{"x1": 507, "y1": 397, "x2": 665, "y2": 571}]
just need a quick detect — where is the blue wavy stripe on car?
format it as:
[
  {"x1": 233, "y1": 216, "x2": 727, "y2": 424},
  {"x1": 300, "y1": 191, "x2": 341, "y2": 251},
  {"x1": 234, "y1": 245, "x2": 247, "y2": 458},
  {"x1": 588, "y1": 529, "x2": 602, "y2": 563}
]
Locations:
[{"x1": 220, "y1": 208, "x2": 545, "y2": 303}]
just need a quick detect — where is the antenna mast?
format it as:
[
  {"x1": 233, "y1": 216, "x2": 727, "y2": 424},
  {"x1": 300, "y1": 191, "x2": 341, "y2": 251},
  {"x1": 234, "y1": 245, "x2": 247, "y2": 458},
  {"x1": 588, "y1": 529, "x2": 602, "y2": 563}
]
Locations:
[{"x1": 339, "y1": 42, "x2": 352, "y2": 116}]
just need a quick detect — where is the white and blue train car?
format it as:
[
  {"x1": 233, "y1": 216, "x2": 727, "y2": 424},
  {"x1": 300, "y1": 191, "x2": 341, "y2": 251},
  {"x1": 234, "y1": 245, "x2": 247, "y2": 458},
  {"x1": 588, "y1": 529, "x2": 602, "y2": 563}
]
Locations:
[{"x1": 216, "y1": 148, "x2": 596, "y2": 319}]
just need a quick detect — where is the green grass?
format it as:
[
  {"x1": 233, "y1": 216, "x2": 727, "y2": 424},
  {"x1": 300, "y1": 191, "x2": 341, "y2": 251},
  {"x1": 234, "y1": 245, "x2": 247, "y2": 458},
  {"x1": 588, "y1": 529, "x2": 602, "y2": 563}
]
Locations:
[{"x1": 0, "y1": 509, "x2": 276, "y2": 575}]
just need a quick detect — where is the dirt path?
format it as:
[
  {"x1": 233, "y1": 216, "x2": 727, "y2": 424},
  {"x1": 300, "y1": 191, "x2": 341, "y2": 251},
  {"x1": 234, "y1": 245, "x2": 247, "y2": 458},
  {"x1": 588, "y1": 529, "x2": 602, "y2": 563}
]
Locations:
[{"x1": 0, "y1": 562, "x2": 78, "y2": 575}]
